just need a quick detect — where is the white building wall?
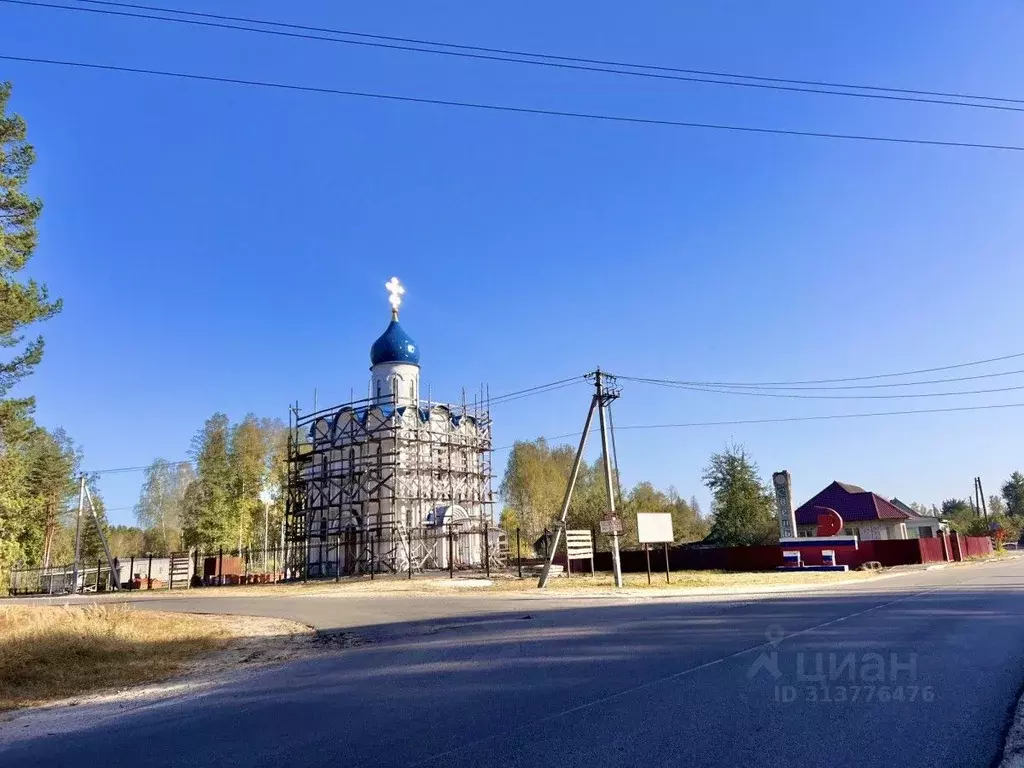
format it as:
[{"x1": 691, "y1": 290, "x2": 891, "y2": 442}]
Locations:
[
  {"x1": 370, "y1": 362, "x2": 420, "y2": 405},
  {"x1": 302, "y1": 398, "x2": 491, "y2": 574}
]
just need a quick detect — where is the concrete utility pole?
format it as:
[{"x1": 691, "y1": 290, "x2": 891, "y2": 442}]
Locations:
[
  {"x1": 537, "y1": 369, "x2": 624, "y2": 589},
  {"x1": 595, "y1": 369, "x2": 624, "y2": 589},
  {"x1": 537, "y1": 396, "x2": 597, "y2": 588},
  {"x1": 71, "y1": 474, "x2": 85, "y2": 593},
  {"x1": 84, "y1": 483, "x2": 119, "y2": 591}
]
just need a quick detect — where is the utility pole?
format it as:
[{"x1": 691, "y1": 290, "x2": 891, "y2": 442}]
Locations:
[
  {"x1": 537, "y1": 396, "x2": 597, "y2": 588},
  {"x1": 537, "y1": 369, "x2": 624, "y2": 589},
  {"x1": 977, "y1": 476, "x2": 989, "y2": 519},
  {"x1": 83, "y1": 483, "x2": 119, "y2": 591},
  {"x1": 595, "y1": 369, "x2": 624, "y2": 589},
  {"x1": 71, "y1": 474, "x2": 85, "y2": 593},
  {"x1": 264, "y1": 497, "x2": 270, "y2": 572}
]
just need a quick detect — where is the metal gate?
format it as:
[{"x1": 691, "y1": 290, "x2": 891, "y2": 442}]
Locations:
[{"x1": 168, "y1": 551, "x2": 191, "y2": 589}]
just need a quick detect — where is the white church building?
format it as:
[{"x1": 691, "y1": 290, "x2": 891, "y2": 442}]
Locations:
[{"x1": 284, "y1": 278, "x2": 496, "y2": 577}]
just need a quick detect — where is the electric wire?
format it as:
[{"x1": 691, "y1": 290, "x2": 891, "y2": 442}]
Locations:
[
  {"x1": 617, "y1": 350, "x2": 1024, "y2": 387},
  {"x1": 491, "y1": 400, "x2": 1024, "y2": 452},
  {"x1": 621, "y1": 366, "x2": 1024, "y2": 391},
  {"x1": 6, "y1": 0, "x2": 1024, "y2": 114},
  {"x1": 27, "y1": 0, "x2": 1024, "y2": 108},
  {"x1": 620, "y1": 377, "x2": 1024, "y2": 400},
  {"x1": 487, "y1": 376, "x2": 587, "y2": 406},
  {"x1": 3, "y1": 54, "x2": 1023, "y2": 153}
]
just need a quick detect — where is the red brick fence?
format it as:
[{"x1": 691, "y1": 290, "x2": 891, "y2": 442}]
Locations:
[{"x1": 585, "y1": 534, "x2": 993, "y2": 573}]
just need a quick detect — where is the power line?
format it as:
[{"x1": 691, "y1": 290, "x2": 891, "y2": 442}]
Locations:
[
  {"x1": 621, "y1": 378, "x2": 1024, "y2": 400},
  {"x1": 8, "y1": 0, "x2": 1024, "y2": 115},
  {"x1": 619, "y1": 350, "x2": 1024, "y2": 387},
  {"x1": 491, "y1": 400, "x2": 1024, "y2": 451},
  {"x1": 4, "y1": 54, "x2": 1023, "y2": 153},
  {"x1": 82, "y1": 379, "x2": 585, "y2": 474},
  {"x1": 487, "y1": 376, "x2": 586, "y2": 406},
  {"x1": 82, "y1": 460, "x2": 192, "y2": 475},
  {"x1": 488, "y1": 379, "x2": 586, "y2": 407},
  {"x1": 47, "y1": 0, "x2": 1024, "y2": 107},
  {"x1": 622, "y1": 366, "x2": 1024, "y2": 391},
  {"x1": 615, "y1": 401, "x2": 1024, "y2": 429}
]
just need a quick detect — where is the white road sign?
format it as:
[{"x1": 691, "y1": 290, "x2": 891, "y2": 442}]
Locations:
[{"x1": 636, "y1": 512, "x2": 674, "y2": 544}]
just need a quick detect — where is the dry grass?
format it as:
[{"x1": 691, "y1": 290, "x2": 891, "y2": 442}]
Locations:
[
  {"x1": 119, "y1": 568, "x2": 874, "y2": 598},
  {"x1": 486, "y1": 569, "x2": 874, "y2": 592},
  {"x1": 0, "y1": 605, "x2": 229, "y2": 712}
]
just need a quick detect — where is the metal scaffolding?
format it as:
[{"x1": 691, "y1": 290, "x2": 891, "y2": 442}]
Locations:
[{"x1": 284, "y1": 389, "x2": 495, "y2": 580}]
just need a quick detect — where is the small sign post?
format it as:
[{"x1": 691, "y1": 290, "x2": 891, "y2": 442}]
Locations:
[
  {"x1": 637, "y1": 512, "x2": 674, "y2": 585},
  {"x1": 565, "y1": 530, "x2": 596, "y2": 577}
]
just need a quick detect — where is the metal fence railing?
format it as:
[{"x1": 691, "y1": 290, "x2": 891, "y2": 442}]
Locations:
[{"x1": 7, "y1": 527, "x2": 557, "y2": 596}]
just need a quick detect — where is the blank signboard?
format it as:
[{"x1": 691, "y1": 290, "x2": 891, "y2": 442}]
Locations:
[{"x1": 637, "y1": 512, "x2": 674, "y2": 544}]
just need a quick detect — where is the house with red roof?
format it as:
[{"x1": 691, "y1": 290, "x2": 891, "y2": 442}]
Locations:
[{"x1": 795, "y1": 481, "x2": 945, "y2": 541}]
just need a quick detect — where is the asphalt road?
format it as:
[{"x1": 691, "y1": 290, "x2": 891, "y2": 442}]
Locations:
[{"x1": 4, "y1": 560, "x2": 1024, "y2": 767}]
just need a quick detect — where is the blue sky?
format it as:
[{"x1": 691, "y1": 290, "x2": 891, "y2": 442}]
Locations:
[{"x1": 4, "y1": 1, "x2": 1024, "y2": 525}]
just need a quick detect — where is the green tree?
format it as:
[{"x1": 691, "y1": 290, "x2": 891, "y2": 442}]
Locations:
[
  {"x1": 988, "y1": 495, "x2": 1008, "y2": 517},
  {"x1": 667, "y1": 487, "x2": 710, "y2": 543},
  {"x1": 261, "y1": 418, "x2": 289, "y2": 552},
  {"x1": 0, "y1": 82, "x2": 64, "y2": 583},
  {"x1": 134, "y1": 459, "x2": 194, "y2": 553},
  {"x1": 690, "y1": 495, "x2": 703, "y2": 519},
  {"x1": 1002, "y1": 472, "x2": 1024, "y2": 517},
  {"x1": 617, "y1": 483, "x2": 709, "y2": 547},
  {"x1": 0, "y1": 400, "x2": 38, "y2": 572},
  {"x1": 229, "y1": 414, "x2": 271, "y2": 551},
  {"x1": 0, "y1": 81, "x2": 61, "y2": 396},
  {"x1": 181, "y1": 413, "x2": 234, "y2": 549},
  {"x1": 908, "y1": 501, "x2": 934, "y2": 517},
  {"x1": 24, "y1": 426, "x2": 79, "y2": 566},
  {"x1": 106, "y1": 525, "x2": 145, "y2": 557},
  {"x1": 941, "y1": 498, "x2": 983, "y2": 536},
  {"x1": 941, "y1": 498, "x2": 973, "y2": 518},
  {"x1": 78, "y1": 480, "x2": 110, "y2": 563},
  {"x1": 702, "y1": 444, "x2": 777, "y2": 546},
  {"x1": 499, "y1": 439, "x2": 576, "y2": 542}
]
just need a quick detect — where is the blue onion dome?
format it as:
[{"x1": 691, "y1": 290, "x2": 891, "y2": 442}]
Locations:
[{"x1": 370, "y1": 319, "x2": 420, "y2": 366}]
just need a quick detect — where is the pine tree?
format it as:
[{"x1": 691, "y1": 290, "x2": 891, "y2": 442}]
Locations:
[
  {"x1": 1002, "y1": 472, "x2": 1024, "y2": 517},
  {"x1": 0, "y1": 82, "x2": 63, "y2": 582},
  {"x1": 79, "y1": 480, "x2": 110, "y2": 563},
  {"x1": 181, "y1": 414, "x2": 234, "y2": 550},
  {"x1": 24, "y1": 427, "x2": 79, "y2": 566},
  {"x1": 0, "y1": 82, "x2": 61, "y2": 396}
]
